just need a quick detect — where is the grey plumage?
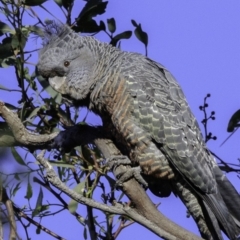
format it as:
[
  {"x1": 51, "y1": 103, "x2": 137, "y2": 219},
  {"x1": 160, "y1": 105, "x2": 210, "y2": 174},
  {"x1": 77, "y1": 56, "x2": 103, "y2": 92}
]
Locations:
[{"x1": 37, "y1": 23, "x2": 240, "y2": 240}]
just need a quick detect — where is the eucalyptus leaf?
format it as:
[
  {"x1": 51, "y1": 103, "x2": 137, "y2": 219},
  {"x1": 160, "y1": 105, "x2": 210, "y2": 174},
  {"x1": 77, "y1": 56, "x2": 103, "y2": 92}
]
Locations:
[
  {"x1": 27, "y1": 107, "x2": 40, "y2": 120},
  {"x1": 11, "y1": 147, "x2": 26, "y2": 166},
  {"x1": 110, "y1": 31, "x2": 132, "y2": 46},
  {"x1": 0, "y1": 84, "x2": 11, "y2": 91},
  {"x1": 107, "y1": 18, "x2": 116, "y2": 33},
  {"x1": 23, "y1": 0, "x2": 48, "y2": 6},
  {"x1": 12, "y1": 182, "x2": 21, "y2": 197},
  {"x1": 227, "y1": 109, "x2": 240, "y2": 132},
  {"x1": 25, "y1": 180, "x2": 33, "y2": 200},
  {"x1": 0, "y1": 22, "x2": 14, "y2": 36},
  {"x1": 32, "y1": 187, "x2": 44, "y2": 217},
  {"x1": 68, "y1": 180, "x2": 86, "y2": 214},
  {"x1": 134, "y1": 23, "x2": 148, "y2": 47},
  {"x1": 54, "y1": 0, "x2": 62, "y2": 7},
  {"x1": 75, "y1": 0, "x2": 108, "y2": 33}
]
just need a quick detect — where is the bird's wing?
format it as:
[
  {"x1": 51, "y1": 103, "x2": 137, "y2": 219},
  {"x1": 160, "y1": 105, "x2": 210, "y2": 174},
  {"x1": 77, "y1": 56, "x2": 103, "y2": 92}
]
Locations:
[{"x1": 124, "y1": 55, "x2": 217, "y2": 194}]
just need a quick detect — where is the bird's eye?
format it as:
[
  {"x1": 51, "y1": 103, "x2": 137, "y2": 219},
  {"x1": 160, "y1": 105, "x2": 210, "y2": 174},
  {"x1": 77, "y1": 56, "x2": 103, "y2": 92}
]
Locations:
[{"x1": 64, "y1": 61, "x2": 70, "y2": 67}]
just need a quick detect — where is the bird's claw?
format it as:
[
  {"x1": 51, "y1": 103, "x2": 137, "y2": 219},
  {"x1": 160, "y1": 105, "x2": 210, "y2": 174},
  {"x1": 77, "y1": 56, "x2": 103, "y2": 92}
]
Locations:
[
  {"x1": 106, "y1": 155, "x2": 132, "y2": 170},
  {"x1": 116, "y1": 166, "x2": 148, "y2": 189},
  {"x1": 106, "y1": 155, "x2": 148, "y2": 189}
]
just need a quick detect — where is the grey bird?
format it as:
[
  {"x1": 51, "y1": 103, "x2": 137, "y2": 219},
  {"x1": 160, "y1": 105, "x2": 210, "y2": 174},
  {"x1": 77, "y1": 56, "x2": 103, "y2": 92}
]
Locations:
[{"x1": 37, "y1": 22, "x2": 240, "y2": 240}]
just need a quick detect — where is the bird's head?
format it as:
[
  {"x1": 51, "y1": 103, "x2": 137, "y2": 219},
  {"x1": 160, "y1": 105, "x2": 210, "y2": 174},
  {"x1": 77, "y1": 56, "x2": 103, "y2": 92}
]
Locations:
[{"x1": 37, "y1": 22, "x2": 98, "y2": 103}]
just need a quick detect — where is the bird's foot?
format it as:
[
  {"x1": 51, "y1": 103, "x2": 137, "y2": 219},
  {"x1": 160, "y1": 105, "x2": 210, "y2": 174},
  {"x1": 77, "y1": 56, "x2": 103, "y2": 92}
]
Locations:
[
  {"x1": 106, "y1": 155, "x2": 148, "y2": 189},
  {"x1": 116, "y1": 166, "x2": 148, "y2": 189},
  {"x1": 107, "y1": 155, "x2": 132, "y2": 170}
]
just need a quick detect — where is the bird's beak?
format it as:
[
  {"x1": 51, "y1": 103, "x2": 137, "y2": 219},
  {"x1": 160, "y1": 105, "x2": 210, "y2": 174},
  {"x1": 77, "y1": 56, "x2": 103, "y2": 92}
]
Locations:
[{"x1": 49, "y1": 76, "x2": 68, "y2": 94}]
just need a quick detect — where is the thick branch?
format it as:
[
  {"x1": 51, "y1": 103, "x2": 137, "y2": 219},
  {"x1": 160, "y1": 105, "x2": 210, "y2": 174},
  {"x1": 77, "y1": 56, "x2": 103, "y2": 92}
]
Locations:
[
  {"x1": 1, "y1": 188, "x2": 18, "y2": 240},
  {"x1": 0, "y1": 101, "x2": 58, "y2": 148}
]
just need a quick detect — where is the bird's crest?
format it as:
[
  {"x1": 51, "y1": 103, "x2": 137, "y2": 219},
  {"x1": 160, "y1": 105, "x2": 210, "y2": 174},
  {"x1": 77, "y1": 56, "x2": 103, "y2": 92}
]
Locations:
[{"x1": 41, "y1": 21, "x2": 72, "y2": 46}]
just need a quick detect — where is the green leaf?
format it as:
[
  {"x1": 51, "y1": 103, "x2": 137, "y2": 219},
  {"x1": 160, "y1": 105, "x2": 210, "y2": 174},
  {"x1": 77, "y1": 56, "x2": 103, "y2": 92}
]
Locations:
[
  {"x1": 35, "y1": 160, "x2": 74, "y2": 169},
  {"x1": 25, "y1": 180, "x2": 33, "y2": 200},
  {"x1": 68, "y1": 181, "x2": 85, "y2": 214},
  {"x1": 12, "y1": 182, "x2": 21, "y2": 197},
  {"x1": 32, "y1": 187, "x2": 44, "y2": 217},
  {"x1": 110, "y1": 31, "x2": 132, "y2": 46},
  {"x1": 0, "y1": 22, "x2": 14, "y2": 36},
  {"x1": 23, "y1": 0, "x2": 48, "y2": 6},
  {"x1": 11, "y1": 147, "x2": 26, "y2": 166},
  {"x1": 27, "y1": 107, "x2": 40, "y2": 120},
  {"x1": 107, "y1": 18, "x2": 116, "y2": 33},
  {"x1": 227, "y1": 109, "x2": 240, "y2": 132}
]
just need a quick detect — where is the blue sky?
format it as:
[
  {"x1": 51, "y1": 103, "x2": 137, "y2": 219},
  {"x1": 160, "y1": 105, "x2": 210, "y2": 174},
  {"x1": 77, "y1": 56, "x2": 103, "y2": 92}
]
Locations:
[{"x1": 1, "y1": 1, "x2": 240, "y2": 239}]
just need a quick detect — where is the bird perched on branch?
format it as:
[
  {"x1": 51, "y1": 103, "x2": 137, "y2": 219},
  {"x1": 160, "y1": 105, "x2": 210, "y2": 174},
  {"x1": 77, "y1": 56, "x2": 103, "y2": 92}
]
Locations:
[{"x1": 37, "y1": 22, "x2": 240, "y2": 240}]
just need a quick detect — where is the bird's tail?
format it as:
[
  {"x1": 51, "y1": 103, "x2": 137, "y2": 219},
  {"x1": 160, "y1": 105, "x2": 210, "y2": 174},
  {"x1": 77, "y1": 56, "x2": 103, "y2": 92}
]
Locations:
[
  {"x1": 213, "y1": 165, "x2": 240, "y2": 228},
  {"x1": 202, "y1": 192, "x2": 240, "y2": 240}
]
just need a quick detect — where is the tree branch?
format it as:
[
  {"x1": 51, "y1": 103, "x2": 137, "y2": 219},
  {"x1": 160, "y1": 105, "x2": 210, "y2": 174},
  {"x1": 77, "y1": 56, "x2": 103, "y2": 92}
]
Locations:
[{"x1": 0, "y1": 101, "x2": 202, "y2": 240}]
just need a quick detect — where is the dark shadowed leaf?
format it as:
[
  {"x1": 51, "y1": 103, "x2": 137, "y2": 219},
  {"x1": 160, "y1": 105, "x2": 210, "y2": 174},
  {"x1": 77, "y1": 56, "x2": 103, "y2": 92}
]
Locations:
[
  {"x1": 12, "y1": 182, "x2": 21, "y2": 197},
  {"x1": 133, "y1": 22, "x2": 148, "y2": 47},
  {"x1": 36, "y1": 226, "x2": 41, "y2": 234},
  {"x1": 0, "y1": 22, "x2": 14, "y2": 36},
  {"x1": 4, "y1": 102, "x2": 18, "y2": 110},
  {"x1": 11, "y1": 32, "x2": 28, "y2": 50},
  {"x1": 107, "y1": 18, "x2": 116, "y2": 33},
  {"x1": 131, "y1": 19, "x2": 138, "y2": 27},
  {"x1": 54, "y1": 0, "x2": 62, "y2": 7},
  {"x1": 75, "y1": 0, "x2": 108, "y2": 33},
  {"x1": 0, "y1": 37, "x2": 13, "y2": 60},
  {"x1": 11, "y1": 147, "x2": 26, "y2": 166},
  {"x1": 110, "y1": 31, "x2": 132, "y2": 46},
  {"x1": 0, "y1": 57, "x2": 16, "y2": 68},
  {"x1": 84, "y1": 227, "x2": 87, "y2": 240},
  {"x1": 99, "y1": 20, "x2": 106, "y2": 31},
  {"x1": 62, "y1": 0, "x2": 74, "y2": 10},
  {"x1": 23, "y1": 0, "x2": 48, "y2": 6},
  {"x1": 73, "y1": 19, "x2": 105, "y2": 33},
  {"x1": 227, "y1": 109, "x2": 240, "y2": 132}
]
